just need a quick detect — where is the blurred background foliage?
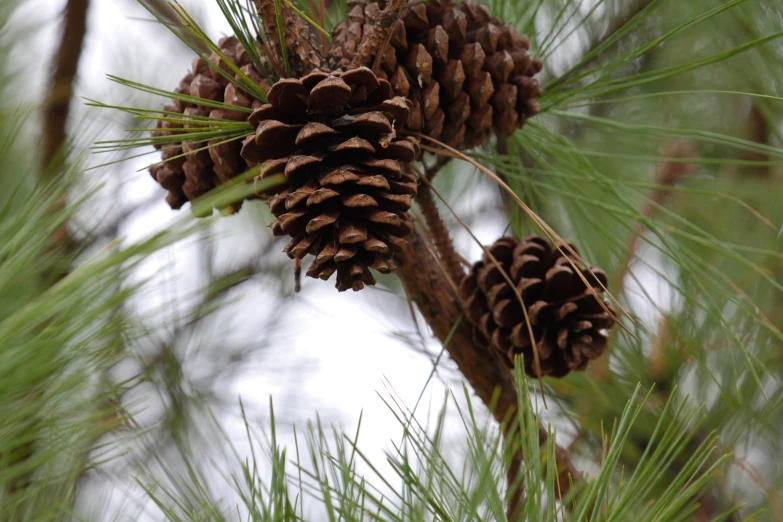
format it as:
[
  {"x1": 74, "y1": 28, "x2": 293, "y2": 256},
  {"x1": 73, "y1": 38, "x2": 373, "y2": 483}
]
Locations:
[{"x1": 1, "y1": 0, "x2": 782, "y2": 520}]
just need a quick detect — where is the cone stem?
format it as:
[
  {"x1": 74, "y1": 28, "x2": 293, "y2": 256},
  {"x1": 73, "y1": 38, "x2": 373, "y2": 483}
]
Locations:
[
  {"x1": 396, "y1": 228, "x2": 585, "y2": 507},
  {"x1": 415, "y1": 178, "x2": 465, "y2": 286}
]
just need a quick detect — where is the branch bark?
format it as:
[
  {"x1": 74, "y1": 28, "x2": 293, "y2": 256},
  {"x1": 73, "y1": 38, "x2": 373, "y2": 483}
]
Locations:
[
  {"x1": 43, "y1": 0, "x2": 89, "y2": 169},
  {"x1": 396, "y1": 228, "x2": 585, "y2": 509},
  {"x1": 415, "y1": 172, "x2": 465, "y2": 286},
  {"x1": 253, "y1": 0, "x2": 324, "y2": 76}
]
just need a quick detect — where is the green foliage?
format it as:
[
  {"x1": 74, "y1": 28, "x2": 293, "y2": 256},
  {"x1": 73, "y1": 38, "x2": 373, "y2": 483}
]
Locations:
[{"x1": 131, "y1": 372, "x2": 728, "y2": 522}]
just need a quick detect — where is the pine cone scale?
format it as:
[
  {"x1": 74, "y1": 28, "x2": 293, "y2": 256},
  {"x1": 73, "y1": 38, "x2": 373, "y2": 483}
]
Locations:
[
  {"x1": 460, "y1": 235, "x2": 616, "y2": 378},
  {"x1": 327, "y1": 0, "x2": 544, "y2": 150},
  {"x1": 240, "y1": 66, "x2": 419, "y2": 292}
]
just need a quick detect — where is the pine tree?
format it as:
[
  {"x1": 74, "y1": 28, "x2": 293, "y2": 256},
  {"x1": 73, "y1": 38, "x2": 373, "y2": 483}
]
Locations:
[{"x1": 2, "y1": 0, "x2": 783, "y2": 521}]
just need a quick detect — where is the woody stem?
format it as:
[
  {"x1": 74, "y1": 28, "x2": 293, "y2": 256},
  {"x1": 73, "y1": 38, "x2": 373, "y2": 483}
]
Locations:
[
  {"x1": 414, "y1": 162, "x2": 465, "y2": 285},
  {"x1": 396, "y1": 229, "x2": 586, "y2": 510}
]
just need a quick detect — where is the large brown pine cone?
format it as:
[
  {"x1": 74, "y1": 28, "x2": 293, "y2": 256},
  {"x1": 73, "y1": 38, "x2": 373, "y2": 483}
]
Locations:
[
  {"x1": 240, "y1": 67, "x2": 420, "y2": 292},
  {"x1": 460, "y1": 235, "x2": 615, "y2": 378},
  {"x1": 328, "y1": 0, "x2": 544, "y2": 150},
  {"x1": 150, "y1": 36, "x2": 272, "y2": 210}
]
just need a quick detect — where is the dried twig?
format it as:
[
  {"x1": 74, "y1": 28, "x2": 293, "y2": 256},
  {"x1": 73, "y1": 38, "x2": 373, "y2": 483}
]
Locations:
[{"x1": 136, "y1": 0, "x2": 210, "y2": 54}]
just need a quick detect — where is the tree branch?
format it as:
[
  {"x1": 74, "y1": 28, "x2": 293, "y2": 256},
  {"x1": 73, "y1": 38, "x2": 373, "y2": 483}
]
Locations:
[
  {"x1": 613, "y1": 140, "x2": 696, "y2": 298},
  {"x1": 43, "y1": 0, "x2": 90, "y2": 169},
  {"x1": 396, "y1": 228, "x2": 585, "y2": 507},
  {"x1": 549, "y1": 0, "x2": 655, "y2": 89},
  {"x1": 134, "y1": 0, "x2": 210, "y2": 54},
  {"x1": 412, "y1": 163, "x2": 465, "y2": 286}
]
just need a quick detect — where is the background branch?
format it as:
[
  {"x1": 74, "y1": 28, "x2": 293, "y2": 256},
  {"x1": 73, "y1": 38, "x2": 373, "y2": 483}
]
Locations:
[
  {"x1": 138, "y1": 0, "x2": 210, "y2": 53},
  {"x1": 42, "y1": 0, "x2": 89, "y2": 169}
]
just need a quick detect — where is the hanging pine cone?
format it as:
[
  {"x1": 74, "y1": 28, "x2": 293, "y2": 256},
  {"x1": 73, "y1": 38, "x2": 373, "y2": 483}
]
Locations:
[
  {"x1": 241, "y1": 67, "x2": 420, "y2": 292},
  {"x1": 150, "y1": 36, "x2": 272, "y2": 211},
  {"x1": 459, "y1": 235, "x2": 615, "y2": 378},
  {"x1": 328, "y1": 0, "x2": 543, "y2": 150}
]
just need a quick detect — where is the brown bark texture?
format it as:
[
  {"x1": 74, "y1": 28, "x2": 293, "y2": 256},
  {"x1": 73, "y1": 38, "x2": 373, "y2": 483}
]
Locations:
[{"x1": 415, "y1": 181, "x2": 465, "y2": 285}]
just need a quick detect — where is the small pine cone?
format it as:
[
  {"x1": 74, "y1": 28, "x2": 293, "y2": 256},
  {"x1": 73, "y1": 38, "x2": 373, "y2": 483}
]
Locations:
[
  {"x1": 150, "y1": 36, "x2": 272, "y2": 211},
  {"x1": 459, "y1": 235, "x2": 615, "y2": 378},
  {"x1": 240, "y1": 67, "x2": 420, "y2": 292},
  {"x1": 327, "y1": 0, "x2": 544, "y2": 150}
]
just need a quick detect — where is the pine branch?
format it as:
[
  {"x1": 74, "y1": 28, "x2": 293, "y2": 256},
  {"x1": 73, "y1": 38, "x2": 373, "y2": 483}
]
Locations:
[
  {"x1": 6, "y1": 0, "x2": 91, "y2": 503},
  {"x1": 396, "y1": 228, "x2": 585, "y2": 505},
  {"x1": 413, "y1": 163, "x2": 465, "y2": 286},
  {"x1": 253, "y1": 0, "x2": 325, "y2": 76},
  {"x1": 42, "y1": 0, "x2": 89, "y2": 168}
]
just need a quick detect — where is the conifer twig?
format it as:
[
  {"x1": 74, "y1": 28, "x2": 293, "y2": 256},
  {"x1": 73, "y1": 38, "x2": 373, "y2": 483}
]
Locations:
[
  {"x1": 588, "y1": 141, "x2": 695, "y2": 380},
  {"x1": 411, "y1": 162, "x2": 465, "y2": 286},
  {"x1": 396, "y1": 228, "x2": 585, "y2": 505},
  {"x1": 547, "y1": 0, "x2": 655, "y2": 90}
]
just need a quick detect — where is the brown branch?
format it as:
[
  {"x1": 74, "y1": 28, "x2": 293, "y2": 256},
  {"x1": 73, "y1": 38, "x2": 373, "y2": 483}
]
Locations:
[
  {"x1": 253, "y1": 0, "x2": 324, "y2": 77},
  {"x1": 741, "y1": 105, "x2": 770, "y2": 177},
  {"x1": 613, "y1": 140, "x2": 696, "y2": 298},
  {"x1": 412, "y1": 163, "x2": 465, "y2": 286},
  {"x1": 585, "y1": 141, "x2": 696, "y2": 380},
  {"x1": 352, "y1": 0, "x2": 404, "y2": 69},
  {"x1": 42, "y1": 0, "x2": 90, "y2": 169},
  {"x1": 588, "y1": 0, "x2": 655, "y2": 60},
  {"x1": 396, "y1": 228, "x2": 585, "y2": 507}
]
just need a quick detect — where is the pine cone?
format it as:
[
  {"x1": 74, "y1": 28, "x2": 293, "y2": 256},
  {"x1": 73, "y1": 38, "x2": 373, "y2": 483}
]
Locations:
[
  {"x1": 459, "y1": 235, "x2": 615, "y2": 377},
  {"x1": 150, "y1": 36, "x2": 272, "y2": 211},
  {"x1": 328, "y1": 0, "x2": 543, "y2": 150},
  {"x1": 241, "y1": 67, "x2": 420, "y2": 292}
]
